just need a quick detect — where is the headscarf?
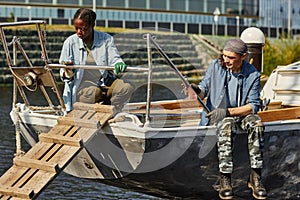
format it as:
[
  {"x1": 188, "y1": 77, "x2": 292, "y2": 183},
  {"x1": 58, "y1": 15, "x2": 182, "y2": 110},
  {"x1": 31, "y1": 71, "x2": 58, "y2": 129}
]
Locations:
[{"x1": 223, "y1": 38, "x2": 248, "y2": 55}]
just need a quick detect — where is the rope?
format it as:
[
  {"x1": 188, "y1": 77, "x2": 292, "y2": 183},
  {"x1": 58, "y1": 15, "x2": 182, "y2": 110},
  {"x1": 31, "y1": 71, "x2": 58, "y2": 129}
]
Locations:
[{"x1": 12, "y1": 104, "x2": 24, "y2": 157}]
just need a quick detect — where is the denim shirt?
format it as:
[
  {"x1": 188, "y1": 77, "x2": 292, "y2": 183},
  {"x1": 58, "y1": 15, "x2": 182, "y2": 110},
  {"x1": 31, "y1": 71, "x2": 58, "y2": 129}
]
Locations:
[
  {"x1": 59, "y1": 31, "x2": 123, "y2": 111},
  {"x1": 199, "y1": 59, "x2": 261, "y2": 126}
]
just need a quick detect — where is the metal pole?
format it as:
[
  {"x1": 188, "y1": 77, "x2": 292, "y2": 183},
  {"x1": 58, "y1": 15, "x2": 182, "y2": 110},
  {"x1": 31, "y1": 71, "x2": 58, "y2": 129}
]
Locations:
[
  {"x1": 145, "y1": 33, "x2": 153, "y2": 125},
  {"x1": 93, "y1": 0, "x2": 96, "y2": 12},
  {"x1": 236, "y1": 16, "x2": 240, "y2": 37},
  {"x1": 288, "y1": 0, "x2": 291, "y2": 38},
  {"x1": 149, "y1": 35, "x2": 210, "y2": 113}
]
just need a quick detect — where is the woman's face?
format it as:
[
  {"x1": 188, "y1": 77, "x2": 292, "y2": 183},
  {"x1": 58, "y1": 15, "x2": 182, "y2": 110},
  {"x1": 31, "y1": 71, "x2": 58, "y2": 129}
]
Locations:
[{"x1": 74, "y1": 18, "x2": 94, "y2": 43}]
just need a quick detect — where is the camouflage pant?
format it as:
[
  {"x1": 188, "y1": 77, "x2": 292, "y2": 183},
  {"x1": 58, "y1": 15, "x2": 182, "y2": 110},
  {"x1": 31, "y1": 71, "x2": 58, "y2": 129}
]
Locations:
[{"x1": 217, "y1": 114, "x2": 264, "y2": 173}]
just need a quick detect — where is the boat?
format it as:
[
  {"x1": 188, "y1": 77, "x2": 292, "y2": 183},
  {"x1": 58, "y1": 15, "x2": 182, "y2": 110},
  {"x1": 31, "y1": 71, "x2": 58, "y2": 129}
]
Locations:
[{"x1": 0, "y1": 21, "x2": 299, "y2": 199}]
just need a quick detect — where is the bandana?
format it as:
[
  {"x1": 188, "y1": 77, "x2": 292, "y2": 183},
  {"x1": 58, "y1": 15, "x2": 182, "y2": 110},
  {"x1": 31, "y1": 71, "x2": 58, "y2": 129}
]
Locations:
[{"x1": 223, "y1": 38, "x2": 248, "y2": 55}]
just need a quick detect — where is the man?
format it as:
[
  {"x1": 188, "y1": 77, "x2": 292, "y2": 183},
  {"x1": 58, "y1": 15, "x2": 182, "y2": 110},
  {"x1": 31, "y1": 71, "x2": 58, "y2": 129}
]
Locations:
[
  {"x1": 60, "y1": 8, "x2": 134, "y2": 112},
  {"x1": 188, "y1": 38, "x2": 267, "y2": 199}
]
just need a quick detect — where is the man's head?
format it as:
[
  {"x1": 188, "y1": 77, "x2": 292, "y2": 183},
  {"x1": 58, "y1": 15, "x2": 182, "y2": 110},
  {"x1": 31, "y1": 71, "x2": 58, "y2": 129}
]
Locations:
[
  {"x1": 222, "y1": 38, "x2": 248, "y2": 73},
  {"x1": 73, "y1": 8, "x2": 96, "y2": 43}
]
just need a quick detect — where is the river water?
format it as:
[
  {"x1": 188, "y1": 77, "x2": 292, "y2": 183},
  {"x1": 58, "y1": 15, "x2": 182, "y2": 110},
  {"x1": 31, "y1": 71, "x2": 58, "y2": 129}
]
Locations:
[{"x1": 0, "y1": 86, "x2": 161, "y2": 200}]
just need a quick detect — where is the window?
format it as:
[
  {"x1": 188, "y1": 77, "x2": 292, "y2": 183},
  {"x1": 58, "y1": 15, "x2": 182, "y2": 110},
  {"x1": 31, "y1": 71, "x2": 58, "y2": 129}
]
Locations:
[
  {"x1": 107, "y1": 0, "x2": 125, "y2": 7},
  {"x1": 189, "y1": 0, "x2": 204, "y2": 12},
  {"x1": 58, "y1": 8, "x2": 64, "y2": 18},
  {"x1": 207, "y1": 0, "x2": 222, "y2": 13},
  {"x1": 129, "y1": 0, "x2": 146, "y2": 9},
  {"x1": 150, "y1": 0, "x2": 166, "y2": 10},
  {"x1": 225, "y1": 0, "x2": 240, "y2": 15},
  {"x1": 57, "y1": 0, "x2": 74, "y2": 4},
  {"x1": 242, "y1": 0, "x2": 259, "y2": 16},
  {"x1": 170, "y1": 0, "x2": 185, "y2": 11}
]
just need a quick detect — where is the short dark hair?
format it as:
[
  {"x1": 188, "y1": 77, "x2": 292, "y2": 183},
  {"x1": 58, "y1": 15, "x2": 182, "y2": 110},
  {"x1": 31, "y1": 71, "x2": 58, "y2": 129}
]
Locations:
[{"x1": 74, "y1": 8, "x2": 96, "y2": 25}]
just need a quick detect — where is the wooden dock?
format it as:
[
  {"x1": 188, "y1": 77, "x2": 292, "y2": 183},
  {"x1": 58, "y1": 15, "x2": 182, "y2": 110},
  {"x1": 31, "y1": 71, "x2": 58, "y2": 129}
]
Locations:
[{"x1": 0, "y1": 103, "x2": 115, "y2": 199}]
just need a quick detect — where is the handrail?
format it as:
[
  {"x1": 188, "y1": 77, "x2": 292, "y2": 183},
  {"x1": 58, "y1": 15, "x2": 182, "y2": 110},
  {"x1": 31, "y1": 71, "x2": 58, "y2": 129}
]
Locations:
[
  {"x1": 47, "y1": 64, "x2": 148, "y2": 72},
  {"x1": 0, "y1": 20, "x2": 45, "y2": 27}
]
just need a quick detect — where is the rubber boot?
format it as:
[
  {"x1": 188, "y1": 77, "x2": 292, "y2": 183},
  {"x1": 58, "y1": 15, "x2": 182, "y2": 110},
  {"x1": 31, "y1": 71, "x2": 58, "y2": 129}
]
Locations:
[
  {"x1": 219, "y1": 173, "x2": 233, "y2": 200},
  {"x1": 248, "y1": 168, "x2": 267, "y2": 199}
]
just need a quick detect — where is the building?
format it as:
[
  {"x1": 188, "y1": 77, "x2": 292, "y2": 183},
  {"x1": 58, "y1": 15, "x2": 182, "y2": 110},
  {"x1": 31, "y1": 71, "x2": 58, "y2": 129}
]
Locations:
[{"x1": 0, "y1": 0, "x2": 299, "y2": 37}]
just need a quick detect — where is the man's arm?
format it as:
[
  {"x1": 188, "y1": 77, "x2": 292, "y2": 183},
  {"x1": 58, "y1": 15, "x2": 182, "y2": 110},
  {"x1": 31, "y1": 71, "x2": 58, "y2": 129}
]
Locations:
[{"x1": 227, "y1": 104, "x2": 253, "y2": 117}]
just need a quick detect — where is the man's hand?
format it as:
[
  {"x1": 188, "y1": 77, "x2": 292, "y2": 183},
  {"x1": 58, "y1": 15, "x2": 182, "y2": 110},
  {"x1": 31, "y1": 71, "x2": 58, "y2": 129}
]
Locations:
[
  {"x1": 187, "y1": 83, "x2": 201, "y2": 99},
  {"x1": 206, "y1": 108, "x2": 230, "y2": 125},
  {"x1": 114, "y1": 62, "x2": 127, "y2": 74}
]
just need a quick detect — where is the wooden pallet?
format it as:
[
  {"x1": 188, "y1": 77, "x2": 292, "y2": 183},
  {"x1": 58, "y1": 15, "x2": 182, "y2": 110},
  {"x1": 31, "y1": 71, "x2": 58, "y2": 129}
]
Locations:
[{"x1": 0, "y1": 103, "x2": 115, "y2": 199}]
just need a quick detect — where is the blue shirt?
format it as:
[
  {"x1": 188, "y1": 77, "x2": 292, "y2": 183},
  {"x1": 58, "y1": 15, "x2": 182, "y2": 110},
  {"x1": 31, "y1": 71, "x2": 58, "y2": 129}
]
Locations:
[
  {"x1": 199, "y1": 59, "x2": 261, "y2": 125},
  {"x1": 59, "y1": 30, "x2": 123, "y2": 111}
]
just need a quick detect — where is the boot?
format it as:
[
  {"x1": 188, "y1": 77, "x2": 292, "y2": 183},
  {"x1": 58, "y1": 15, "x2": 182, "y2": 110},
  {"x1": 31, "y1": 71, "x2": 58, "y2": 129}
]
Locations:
[
  {"x1": 219, "y1": 173, "x2": 233, "y2": 200},
  {"x1": 248, "y1": 169, "x2": 267, "y2": 199}
]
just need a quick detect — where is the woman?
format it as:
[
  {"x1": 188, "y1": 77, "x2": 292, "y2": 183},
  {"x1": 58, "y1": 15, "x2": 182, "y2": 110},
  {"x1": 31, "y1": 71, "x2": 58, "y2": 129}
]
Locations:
[{"x1": 59, "y1": 8, "x2": 134, "y2": 112}]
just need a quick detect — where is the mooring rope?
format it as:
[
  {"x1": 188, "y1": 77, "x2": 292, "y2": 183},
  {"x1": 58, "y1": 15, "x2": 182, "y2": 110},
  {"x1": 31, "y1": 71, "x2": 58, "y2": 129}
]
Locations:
[{"x1": 12, "y1": 104, "x2": 24, "y2": 157}]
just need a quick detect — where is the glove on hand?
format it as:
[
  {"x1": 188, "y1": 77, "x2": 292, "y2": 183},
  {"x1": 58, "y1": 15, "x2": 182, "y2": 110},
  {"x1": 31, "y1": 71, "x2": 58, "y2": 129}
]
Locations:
[
  {"x1": 114, "y1": 62, "x2": 127, "y2": 74},
  {"x1": 190, "y1": 83, "x2": 201, "y2": 95},
  {"x1": 206, "y1": 108, "x2": 230, "y2": 125}
]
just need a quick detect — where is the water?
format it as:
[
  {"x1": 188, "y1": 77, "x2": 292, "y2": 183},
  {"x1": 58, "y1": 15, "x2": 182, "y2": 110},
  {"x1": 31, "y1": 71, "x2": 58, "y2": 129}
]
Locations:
[{"x1": 0, "y1": 86, "x2": 161, "y2": 200}]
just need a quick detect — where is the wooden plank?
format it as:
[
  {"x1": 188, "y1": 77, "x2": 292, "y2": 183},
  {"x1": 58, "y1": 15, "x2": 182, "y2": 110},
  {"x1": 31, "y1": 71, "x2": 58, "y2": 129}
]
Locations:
[
  {"x1": 258, "y1": 106, "x2": 300, "y2": 122},
  {"x1": 47, "y1": 146, "x2": 81, "y2": 169},
  {"x1": 65, "y1": 110, "x2": 89, "y2": 119},
  {"x1": 20, "y1": 147, "x2": 82, "y2": 197},
  {"x1": 76, "y1": 128, "x2": 97, "y2": 143},
  {"x1": 19, "y1": 170, "x2": 55, "y2": 199},
  {"x1": 125, "y1": 99, "x2": 201, "y2": 110},
  {"x1": 13, "y1": 157, "x2": 59, "y2": 173},
  {"x1": 129, "y1": 108, "x2": 199, "y2": 115},
  {"x1": 45, "y1": 124, "x2": 74, "y2": 137},
  {"x1": 57, "y1": 116, "x2": 100, "y2": 129},
  {"x1": 5, "y1": 168, "x2": 38, "y2": 195},
  {"x1": 20, "y1": 142, "x2": 53, "y2": 160},
  {"x1": 73, "y1": 102, "x2": 116, "y2": 114},
  {"x1": 0, "y1": 145, "x2": 82, "y2": 199},
  {"x1": 96, "y1": 112, "x2": 115, "y2": 127},
  {"x1": 65, "y1": 110, "x2": 98, "y2": 124},
  {"x1": 0, "y1": 186, "x2": 34, "y2": 199},
  {"x1": 0, "y1": 166, "x2": 29, "y2": 189},
  {"x1": 83, "y1": 110, "x2": 97, "y2": 120},
  {"x1": 39, "y1": 133, "x2": 82, "y2": 147}
]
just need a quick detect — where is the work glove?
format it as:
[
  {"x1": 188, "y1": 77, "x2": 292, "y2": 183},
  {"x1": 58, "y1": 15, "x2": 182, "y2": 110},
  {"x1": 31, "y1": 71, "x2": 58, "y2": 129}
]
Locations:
[
  {"x1": 206, "y1": 108, "x2": 230, "y2": 125},
  {"x1": 114, "y1": 62, "x2": 127, "y2": 74},
  {"x1": 190, "y1": 83, "x2": 201, "y2": 94}
]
